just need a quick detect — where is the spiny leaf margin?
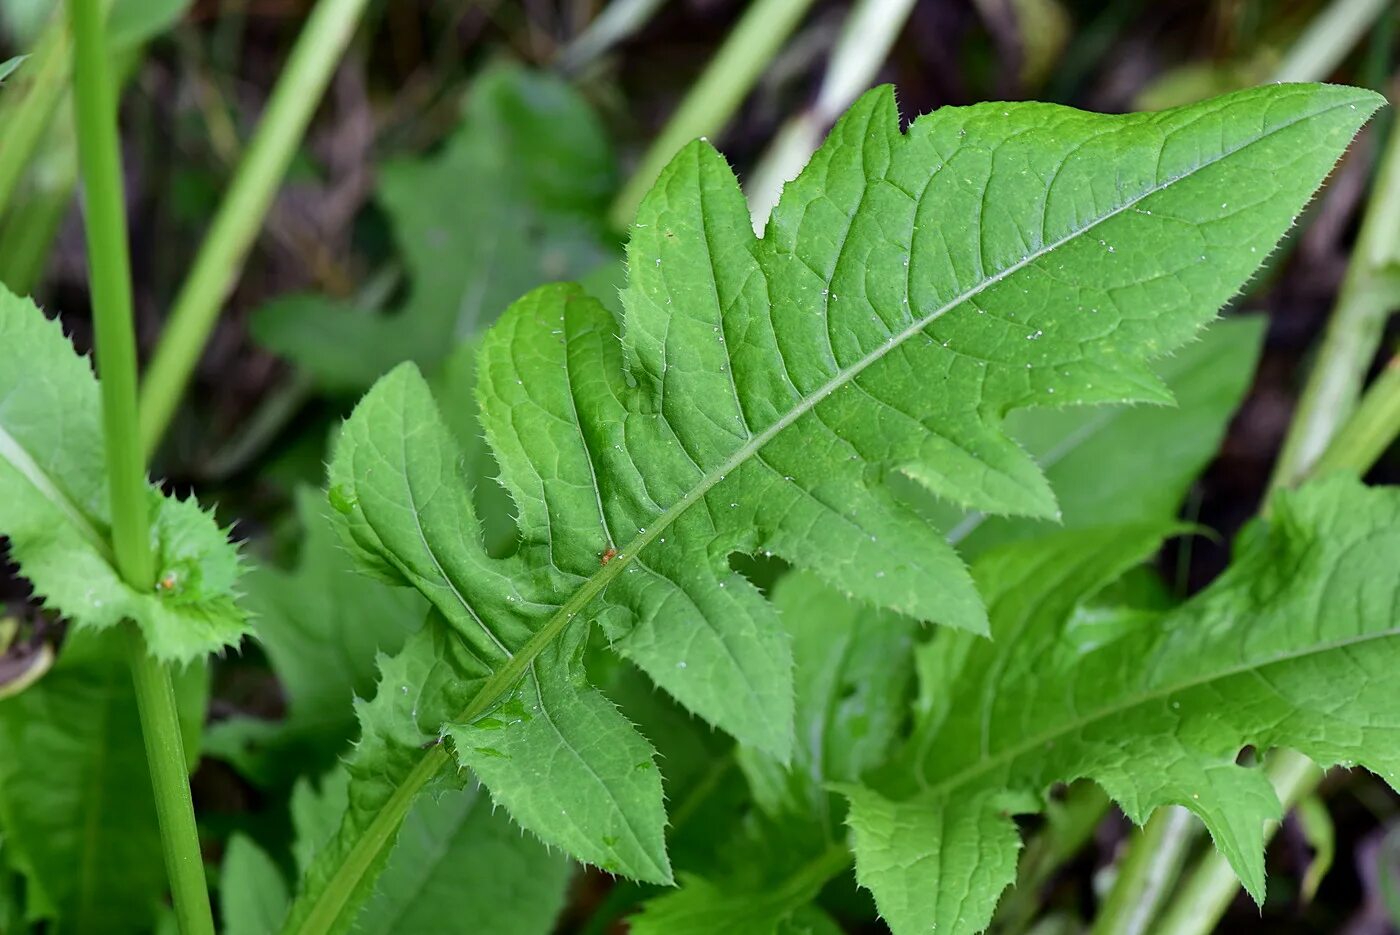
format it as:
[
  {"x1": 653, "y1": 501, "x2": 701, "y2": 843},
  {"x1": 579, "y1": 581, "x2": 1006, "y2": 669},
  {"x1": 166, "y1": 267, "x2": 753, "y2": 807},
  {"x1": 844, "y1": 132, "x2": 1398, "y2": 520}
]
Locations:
[{"x1": 0, "y1": 287, "x2": 247, "y2": 662}]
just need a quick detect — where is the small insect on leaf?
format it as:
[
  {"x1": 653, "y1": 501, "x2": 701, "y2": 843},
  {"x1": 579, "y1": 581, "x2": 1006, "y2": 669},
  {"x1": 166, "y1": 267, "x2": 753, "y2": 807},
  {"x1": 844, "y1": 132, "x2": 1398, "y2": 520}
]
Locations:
[{"x1": 600, "y1": 547, "x2": 618, "y2": 566}]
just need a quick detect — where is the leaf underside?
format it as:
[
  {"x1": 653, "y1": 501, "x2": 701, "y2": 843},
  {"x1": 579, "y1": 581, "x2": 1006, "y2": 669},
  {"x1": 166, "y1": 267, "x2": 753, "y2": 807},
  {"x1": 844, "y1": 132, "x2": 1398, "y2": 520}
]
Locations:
[{"x1": 284, "y1": 82, "x2": 1380, "y2": 930}]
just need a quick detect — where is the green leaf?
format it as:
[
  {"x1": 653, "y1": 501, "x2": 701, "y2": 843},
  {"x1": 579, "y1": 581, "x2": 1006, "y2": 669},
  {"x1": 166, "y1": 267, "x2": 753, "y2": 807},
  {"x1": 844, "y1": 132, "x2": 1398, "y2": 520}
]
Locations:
[
  {"x1": 0, "y1": 287, "x2": 248, "y2": 662},
  {"x1": 738, "y1": 571, "x2": 918, "y2": 828},
  {"x1": 938, "y1": 314, "x2": 1266, "y2": 554},
  {"x1": 207, "y1": 487, "x2": 425, "y2": 785},
  {"x1": 287, "y1": 82, "x2": 1379, "y2": 926},
  {"x1": 252, "y1": 65, "x2": 617, "y2": 392},
  {"x1": 356, "y1": 785, "x2": 572, "y2": 935},
  {"x1": 0, "y1": 629, "x2": 207, "y2": 934},
  {"x1": 107, "y1": 0, "x2": 192, "y2": 50},
  {"x1": 0, "y1": 56, "x2": 26, "y2": 84},
  {"x1": 1295, "y1": 792, "x2": 1335, "y2": 904},
  {"x1": 221, "y1": 835, "x2": 290, "y2": 935},
  {"x1": 845, "y1": 476, "x2": 1400, "y2": 935},
  {"x1": 286, "y1": 768, "x2": 572, "y2": 935}
]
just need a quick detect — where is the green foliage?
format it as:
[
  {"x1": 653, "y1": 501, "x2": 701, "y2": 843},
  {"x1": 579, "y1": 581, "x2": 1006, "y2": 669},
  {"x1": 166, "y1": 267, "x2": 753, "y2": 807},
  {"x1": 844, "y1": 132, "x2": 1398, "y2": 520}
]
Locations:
[
  {"x1": 220, "y1": 836, "x2": 290, "y2": 935},
  {"x1": 252, "y1": 65, "x2": 617, "y2": 392},
  {"x1": 207, "y1": 488, "x2": 425, "y2": 785},
  {"x1": 845, "y1": 477, "x2": 1400, "y2": 935},
  {"x1": 0, "y1": 56, "x2": 25, "y2": 84},
  {"x1": 0, "y1": 629, "x2": 206, "y2": 933},
  {"x1": 282, "y1": 81, "x2": 1379, "y2": 929},
  {"x1": 355, "y1": 785, "x2": 573, "y2": 935},
  {"x1": 0, "y1": 286, "x2": 247, "y2": 662},
  {"x1": 282, "y1": 769, "x2": 573, "y2": 935},
  {"x1": 935, "y1": 314, "x2": 1266, "y2": 554}
]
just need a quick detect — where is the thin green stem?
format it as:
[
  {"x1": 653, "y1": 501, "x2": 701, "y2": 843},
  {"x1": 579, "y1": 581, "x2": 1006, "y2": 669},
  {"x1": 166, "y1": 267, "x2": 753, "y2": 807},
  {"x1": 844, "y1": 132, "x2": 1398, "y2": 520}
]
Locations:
[
  {"x1": 70, "y1": 1, "x2": 213, "y2": 931},
  {"x1": 607, "y1": 0, "x2": 817, "y2": 229},
  {"x1": 1271, "y1": 0, "x2": 1391, "y2": 84},
  {"x1": 1269, "y1": 108, "x2": 1400, "y2": 492},
  {"x1": 1090, "y1": 806, "x2": 1197, "y2": 935},
  {"x1": 1310, "y1": 353, "x2": 1400, "y2": 478},
  {"x1": 555, "y1": 0, "x2": 667, "y2": 75},
  {"x1": 746, "y1": 0, "x2": 917, "y2": 228},
  {"x1": 1151, "y1": 753, "x2": 1321, "y2": 935},
  {"x1": 991, "y1": 783, "x2": 1110, "y2": 933},
  {"x1": 124, "y1": 627, "x2": 213, "y2": 935},
  {"x1": 138, "y1": 0, "x2": 370, "y2": 457},
  {"x1": 71, "y1": 0, "x2": 149, "y2": 588}
]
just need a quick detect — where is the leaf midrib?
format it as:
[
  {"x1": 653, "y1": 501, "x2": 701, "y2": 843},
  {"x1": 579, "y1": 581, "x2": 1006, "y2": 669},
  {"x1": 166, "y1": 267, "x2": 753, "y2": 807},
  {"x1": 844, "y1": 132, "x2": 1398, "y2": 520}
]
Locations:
[
  {"x1": 0, "y1": 419, "x2": 113, "y2": 565},
  {"x1": 293, "y1": 99, "x2": 1351, "y2": 934},
  {"x1": 459, "y1": 99, "x2": 1347, "y2": 729},
  {"x1": 917, "y1": 624, "x2": 1400, "y2": 801}
]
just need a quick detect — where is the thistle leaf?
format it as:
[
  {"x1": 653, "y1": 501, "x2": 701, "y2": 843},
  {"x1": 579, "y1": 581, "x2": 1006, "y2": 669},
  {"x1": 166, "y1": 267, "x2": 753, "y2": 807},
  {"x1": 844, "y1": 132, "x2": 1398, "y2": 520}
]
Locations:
[
  {"x1": 846, "y1": 477, "x2": 1400, "y2": 935},
  {"x1": 283, "y1": 83, "x2": 1380, "y2": 928},
  {"x1": 0, "y1": 287, "x2": 247, "y2": 662}
]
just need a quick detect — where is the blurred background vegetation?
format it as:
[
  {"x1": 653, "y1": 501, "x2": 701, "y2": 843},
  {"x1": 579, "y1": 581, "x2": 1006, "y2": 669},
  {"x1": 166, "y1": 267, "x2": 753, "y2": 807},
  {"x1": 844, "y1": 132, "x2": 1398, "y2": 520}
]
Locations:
[{"x1": 0, "y1": 1, "x2": 1397, "y2": 931}]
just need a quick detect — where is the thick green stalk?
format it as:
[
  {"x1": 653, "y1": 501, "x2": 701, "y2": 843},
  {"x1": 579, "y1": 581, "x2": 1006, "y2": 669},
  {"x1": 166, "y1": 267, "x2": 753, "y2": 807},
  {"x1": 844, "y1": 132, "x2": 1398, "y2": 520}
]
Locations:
[
  {"x1": 138, "y1": 0, "x2": 370, "y2": 456},
  {"x1": 1090, "y1": 807, "x2": 1196, "y2": 935},
  {"x1": 1269, "y1": 111, "x2": 1400, "y2": 490},
  {"x1": 71, "y1": 0, "x2": 150, "y2": 589},
  {"x1": 69, "y1": 1, "x2": 213, "y2": 932},
  {"x1": 607, "y1": 0, "x2": 817, "y2": 229}
]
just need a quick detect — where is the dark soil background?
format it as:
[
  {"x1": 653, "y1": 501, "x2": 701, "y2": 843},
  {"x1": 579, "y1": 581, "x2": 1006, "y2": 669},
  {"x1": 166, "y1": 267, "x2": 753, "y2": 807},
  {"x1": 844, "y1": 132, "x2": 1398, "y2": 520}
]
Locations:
[{"x1": 2, "y1": 1, "x2": 1397, "y2": 932}]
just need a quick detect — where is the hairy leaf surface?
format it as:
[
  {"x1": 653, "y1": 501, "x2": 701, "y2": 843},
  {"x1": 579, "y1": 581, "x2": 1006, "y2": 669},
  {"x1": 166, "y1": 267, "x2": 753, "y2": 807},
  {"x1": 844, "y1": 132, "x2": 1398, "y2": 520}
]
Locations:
[
  {"x1": 0, "y1": 287, "x2": 247, "y2": 661},
  {"x1": 253, "y1": 65, "x2": 616, "y2": 391},
  {"x1": 846, "y1": 477, "x2": 1400, "y2": 935},
  {"x1": 286, "y1": 83, "x2": 1378, "y2": 927}
]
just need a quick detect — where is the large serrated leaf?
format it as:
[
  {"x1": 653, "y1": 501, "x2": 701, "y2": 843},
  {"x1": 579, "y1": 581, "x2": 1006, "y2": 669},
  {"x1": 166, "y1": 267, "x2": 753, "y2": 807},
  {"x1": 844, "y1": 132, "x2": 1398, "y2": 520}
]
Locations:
[
  {"x1": 284, "y1": 83, "x2": 1379, "y2": 929},
  {"x1": 0, "y1": 287, "x2": 247, "y2": 662},
  {"x1": 845, "y1": 477, "x2": 1400, "y2": 935}
]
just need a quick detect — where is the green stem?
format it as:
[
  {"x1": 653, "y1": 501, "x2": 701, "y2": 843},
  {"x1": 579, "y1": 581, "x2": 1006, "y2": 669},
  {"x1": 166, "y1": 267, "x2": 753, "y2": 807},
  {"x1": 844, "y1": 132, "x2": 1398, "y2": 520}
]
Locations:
[
  {"x1": 607, "y1": 0, "x2": 817, "y2": 229},
  {"x1": 555, "y1": 0, "x2": 668, "y2": 75},
  {"x1": 137, "y1": 0, "x2": 370, "y2": 457},
  {"x1": 1271, "y1": 0, "x2": 1391, "y2": 83},
  {"x1": 71, "y1": 0, "x2": 150, "y2": 589},
  {"x1": 746, "y1": 0, "x2": 917, "y2": 227},
  {"x1": 991, "y1": 783, "x2": 1110, "y2": 933},
  {"x1": 1090, "y1": 806, "x2": 1197, "y2": 935},
  {"x1": 1151, "y1": 753, "x2": 1321, "y2": 935},
  {"x1": 69, "y1": 0, "x2": 213, "y2": 932},
  {"x1": 1310, "y1": 353, "x2": 1400, "y2": 478},
  {"x1": 125, "y1": 626, "x2": 213, "y2": 934},
  {"x1": 1269, "y1": 111, "x2": 1400, "y2": 491}
]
